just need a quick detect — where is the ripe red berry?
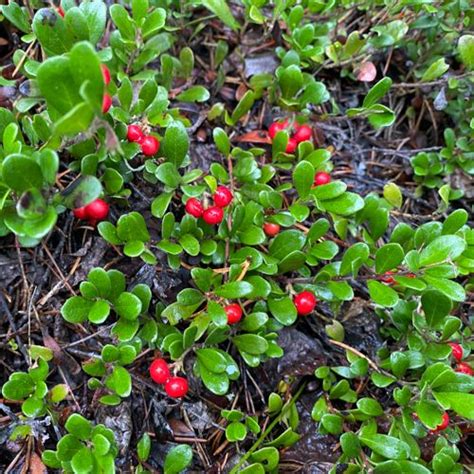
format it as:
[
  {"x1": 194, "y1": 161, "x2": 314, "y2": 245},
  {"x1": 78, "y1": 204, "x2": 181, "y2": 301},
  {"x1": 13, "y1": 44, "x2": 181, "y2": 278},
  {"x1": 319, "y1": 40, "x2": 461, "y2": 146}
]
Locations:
[
  {"x1": 165, "y1": 376, "x2": 188, "y2": 398},
  {"x1": 314, "y1": 172, "x2": 331, "y2": 186},
  {"x1": 431, "y1": 412, "x2": 449, "y2": 433},
  {"x1": 285, "y1": 137, "x2": 297, "y2": 153},
  {"x1": 101, "y1": 64, "x2": 111, "y2": 85},
  {"x1": 140, "y1": 135, "x2": 160, "y2": 156},
  {"x1": 293, "y1": 290, "x2": 317, "y2": 316},
  {"x1": 449, "y1": 343, "x2": 463, "y2": 362},
  {"x1": 293, "y1": 124, "x2": 312, "y2": 143},
  {"x1": 127, "y1": 124, "x2": 144, "y2": 143},
  {"x1": 149, "y1": 358, "x2": 171, "y2": 384},
  {"x1": 57, "y1": 6, "x2": 65, "y2": 17},
  {"x1": 185, "y1": 198, "x2": 204, "y2": 218},
  {"x1": 268, "y1": 120, "x2": 289, "y2": 139},
  {"x1": 381, "y1": 271, "x2": 395, "y2": 284},
  {"x1": 202, "y1": 206, "x2": 224, "y2": 225},
  {"x1": 263, "y1": 222, "x2": 280, "y2": 237},
  {"x1": 84, "y1": 199, "x2": 109, "y2": 222},
  {"x1": 456, "y1": 362, "x2": 474, "y2": 376},
  {"x1": 225, "y1": 304, "x2": 242, "y2": 324},
  {"x1": 73, "y1": 206, "x2": 88, "y2": 220},
  {"x1": 213, "y1": 186, "x2": 233, "y2": 208},
  {"x1": 102, "y1": 93, "x2": 112, "y2": 113}
]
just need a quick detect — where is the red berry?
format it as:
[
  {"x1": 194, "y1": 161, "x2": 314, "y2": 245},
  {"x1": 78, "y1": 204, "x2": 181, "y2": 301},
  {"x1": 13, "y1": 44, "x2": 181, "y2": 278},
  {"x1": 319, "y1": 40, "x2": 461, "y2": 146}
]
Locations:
[
  {"x1": 381, "y1": 271, "x2": 395, "y2": 284},
  {"x1": 165, "y1": 376, "x2": 188, "y2": 398},
  {"x1": 149, "y1": 358, "x2": 171, "y2": 384},
  {"x1": 449, "y1": 343, "x2": 463, "y2": 362},
  {"x1": 456, "y1": 362, "x2": 474, "y2": 376},
  {"x1": 293, "y1": 124, "x2": 312, "y2": 143},
  {"x1": 407, "y1": 273, "x2": 416, "y2": 278},
  {"x1": 213, "y1": 186, "x2": 233, "y2": 208},
  {"x1": 127, "y1": 124, "x2": 144, "y2": 143},
  {"x1": 140, "y1": 135, "x2": 160, "y2": 156},
  {"x1": 293, "y1": 291, "x2": 317, "y2": 316},
  {"x1": 431, "y1": 412, "x2": 449, "y2": 433},
  {"x1": 268, "y1": 120, "x2": 289, "y2": 139},
  {"x1": 84, "y1": 199, "x2": 109, "y2": 222},
  {"x1": 285, "y1": 137, "x2": 297, "y2": 153},
  {"x1": 101, "y1": 64, "x2": 111, "y2": 85},
  {"x1": 57, "y1": 6, "x2": 65, "y2": 17},
  {"x1": 202, "y1": 206, "x2": 224, "y2": 225},
  {"x1": 73, "y1": 206, "x2": 88, "y2": 220},
  {"x1": 314, "y1": 172, "x2": 331, "y2": 186},
  {"x1": 263, "y1": 222, "x2": 280, "y2": 237},
  {"x1": 225, "y1": 304, "x2": 242, "y2": 324},
  {"x1": 185, "y1": 198, "x2": 204, "y2": 218},
  {"x1": 102, "y1": 93, "x2": 112, "y2": 113}
]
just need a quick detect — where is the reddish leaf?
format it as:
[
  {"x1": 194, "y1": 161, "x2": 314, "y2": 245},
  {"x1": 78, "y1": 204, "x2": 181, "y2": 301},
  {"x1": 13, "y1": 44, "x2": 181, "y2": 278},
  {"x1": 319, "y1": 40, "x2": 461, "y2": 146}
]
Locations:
[{"x1": 234, "y1": 130, "x2": 272, "y2": 144}]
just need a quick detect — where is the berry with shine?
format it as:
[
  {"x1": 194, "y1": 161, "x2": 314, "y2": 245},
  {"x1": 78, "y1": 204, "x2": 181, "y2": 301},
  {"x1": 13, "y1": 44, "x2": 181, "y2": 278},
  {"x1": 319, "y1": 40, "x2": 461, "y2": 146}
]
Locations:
[
  {"x1": 431, "y1": 412, "x2": 449, "y2": 433},
  {"x1": 285, "y1": 137, "x2": 297, "y2": 153},
  {"x1": 268, "y1": 120, "x2": 289, "y2": 139},
  {"x1": 456, "y1": 362, "x2": 474, "y2": 376},
  {"x1": 213, "y1": 186, "x2": 233, "y2": 207},
  {"x1": 185, "y1": 198, "x2": 204, "y2": 218},
  {"x1": 225, "y1": 304, "x2": 243, "y2": 324},
  {"x1": 202, "y1": 206, "x2": 224, "y2": 225},
  {"x1": 293, "y1": 124, "x2": 312, "y2": 143},
  {"x1": 101, "y1": 64, "x2": 111, "y2": 85},
  {"x1": 149, "y1": 358, "x2": 171, "y2": 384},
  {"x1": 165, "y1": 377, "x2": 188, "y2": 398},
  {"x1": 102, "y1": 94, "x2": 112, "y2": 113},
  {"x1": 140, "y1": 135, "x2": 160, "y2": 156},
  {"x1": 314, "y1": 172, "x2": 331, "y2": 186},
  {"x1": 84, "y1": 199, "x2": 109, "y2": 221},
  {"x1": 73, "y1": 206, "x2": 88, "y2": 220},
  {"x1": 293, "y1": 291, "x2": 317, "y2": 316},
  {"x1": 449, "y1": 343, "x2": 463, "y2": 362},
  {"x1": 127, "y1": 124, "x2": 144, "y2": 143},
  {"x1": 381, "y1": 271, "x2": 395, "y2": 284},
  {"x1": 263, "y1": 222, "x2": 280, "y2": 237}
]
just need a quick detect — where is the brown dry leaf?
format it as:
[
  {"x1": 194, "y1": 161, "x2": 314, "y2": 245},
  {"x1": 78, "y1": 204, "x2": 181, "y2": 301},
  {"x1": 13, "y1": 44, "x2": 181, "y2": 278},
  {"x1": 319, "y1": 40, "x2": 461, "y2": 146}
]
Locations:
[
  {"x1": 29, "y1": 452, "x2": 47, "y2": 474},
  {"x1": 235, "y1": 83, "x2": 248, "y2": 101},
  {"x1": 234, "y1": 130, "x2": 272, "y2": 144},
  {"x1": 357, "y1": 62, "x2": 377, "y2": 82}
]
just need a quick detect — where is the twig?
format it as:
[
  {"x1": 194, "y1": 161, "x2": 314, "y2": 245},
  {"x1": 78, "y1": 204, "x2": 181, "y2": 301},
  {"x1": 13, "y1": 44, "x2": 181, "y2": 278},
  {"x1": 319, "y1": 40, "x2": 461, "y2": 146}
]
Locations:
[{"x1": 328, "y1": 339, "x2": 380, "y2": 372}]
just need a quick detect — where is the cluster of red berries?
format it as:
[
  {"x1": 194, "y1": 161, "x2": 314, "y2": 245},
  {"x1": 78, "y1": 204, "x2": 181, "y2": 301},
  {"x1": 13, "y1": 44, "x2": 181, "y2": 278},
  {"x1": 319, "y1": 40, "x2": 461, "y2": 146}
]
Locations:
[
  {"x1": 73, "y1": 198, "x2": 109, "y2": 226},
  {"x1": 449, "y1": 343, "x2": 473, "y2": 375},
  {"x1": 127, "y1": 124, "x2": 160, "y2": 156},
  {"x1": 268, "y1": 120, "x2": 312, "y2": 153},
  {"x1": 185, "y1": 185, "x2": 233, "y2": 225},
  {"x1": 293, "y1": 290, "x2": 317, "y2": 316},
  {"x1": 149, "y1": 358, "x2": 188, "y2": 398}
]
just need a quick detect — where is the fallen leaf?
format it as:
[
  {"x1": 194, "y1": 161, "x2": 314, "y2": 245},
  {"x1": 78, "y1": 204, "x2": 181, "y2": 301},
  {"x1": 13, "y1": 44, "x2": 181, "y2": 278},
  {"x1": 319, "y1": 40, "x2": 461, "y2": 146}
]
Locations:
[
  {"x1": 357, "y1": 62, "x2": 377, "y2": 82},
  {"x1": 234, "y1": 130, "x2": 272, "y2": 144},
  {"x1": 29, "y1": 452, "x2": 47, "y2": 474}
]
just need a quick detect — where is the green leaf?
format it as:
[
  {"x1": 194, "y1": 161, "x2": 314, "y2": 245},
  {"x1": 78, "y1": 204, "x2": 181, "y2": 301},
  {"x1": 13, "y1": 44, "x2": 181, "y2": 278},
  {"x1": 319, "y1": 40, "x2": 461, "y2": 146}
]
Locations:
[
  {"x1": 71, "y1": 447, "x2": 94, "y2": 474},
  {"x1": 2, "y1": 154, "x2": 43, "y2": 193},
  {"x1": 61, "y1": 175, "x2": 102, "y2": 209},
  {"x1": 213, "y1": 127, "x2": 230, "y2": 156},
  {"x1": 375, "y1": 243, "x2": 404, "y2": 274},
  {"x1": 176, "y1": 86, "x2": 210, "y2": 103},
  {"x1": 117, "y1": 212, "x2": 150, "y2": 243},
  {"x1": 423, "y1": 276, "x2": 465, "y2": 302},
  {"x1": 200, "y1": 364, "x2": 229, "y2": 395},
  {"x1": 162, "y1": 121, "x2": 189, "y2": 167},
  {"x1": 142, "y1": 8, "x2": 166, "y2": 39},
  {"x1": 362, "y1": 77, "x2": 392, "y2": 107},
  {"x1": 419, "y1": 235, "x2": 466, "y2": 266},
  {"x1": 383, "y1": 182, "x2": 403, "y2": 208},
  {"x1": 196, "y1": 348, "x2": 228, "y2": 373},
  {"x1": 356, "y1": 398, "x2": 384, "y2": 416},
  {"x1": 106, "y1": 366, "x2": 132, "y2": 397},
  {"x1": 319, "y1": 192, "x2": 364, "y2": 216},
  {"x1": 415, "y1": 400, "x2": 443, "y2": 429},
  {"x1": 458, "y1": 35, "x2": 474, "y2": 70},
  {"x1": 110, "y1": 4, "x2": 135, "y2": 40},
  {"x1": 293, "y1": 160, "x2": 314, "y2": 198},
  {"x1": 215, "y1": 281, "x2": 253, "y2": 299},
  {"x1": 340, "y1": 243, "x2": 370, "y2": 276},
  {"x1": 92, "y1": 433, "x2": 111, "y2": 456},
  {"x1": 230, "y1": 90, "x2": 255, "y2": 125},
  {"x1": 156, "y1": 162, "x2": 181, "y2": 188},
  {"x1": 80, "y1": 0, "x2": 107, "y2": 44},
  {"x1": 421, "y1": 58, "x2": 449, "y2": 82},
  {"x1": 65, "y1": 413, "x2": 92, "y2": 440},
  {"x1": 137, "y1": 433, "x2": 151, "y2": 462},
  {"x1": 151, "y1": 192, "x2": 173, "y2": 218},
  {"x1": 359, "y1": 434, "x2": 410, "y2": 460},
  {"x1": 61, "y1": 296, "x2": 93, "y2": 323},
  {"x1": 1, "y1": 2, "x2": 31, "y2": 33},
  {"x1": 2, "y1": 373, "x2": 34, "y2": 400},
  {"x1": 279, "y1": 64, "x2": 303, "y2": 99},
  {"x1": 164, "y1": 444, "x2": 193, "y2": 474},
  {"x1": 433, "y1": 392, "x2": 474, "y2": 420},
  {"x1": 88, "y1": 300, "x2": 110, "y2": 324},
  {"x1": 33, "y1": 8, "x2": 73, "y2": 55},
  {"x1": 226, "y1": 421, "x2": 247, "y2": 441},
  {"x1": 202, "y1": 0, "x2": 240, "y2": 31},
  {"x1": 367, "y1": 280, "x2": 399, "y2": 307},
  {"x1": 233, "y1": 334, "x2": 268, "y2": 355},
  {"x1": 421, "y1": 290, "x2": 452, "y2": 328},
  {"x1": 268, "y1": 296, "x2": 297, "y2": 326},
  {"x1": 268, "y1": 230, "x2": 306, "y2": 260},
  {"x1": 114, "y1": 292, "x2": 142, "y2": 320}
]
